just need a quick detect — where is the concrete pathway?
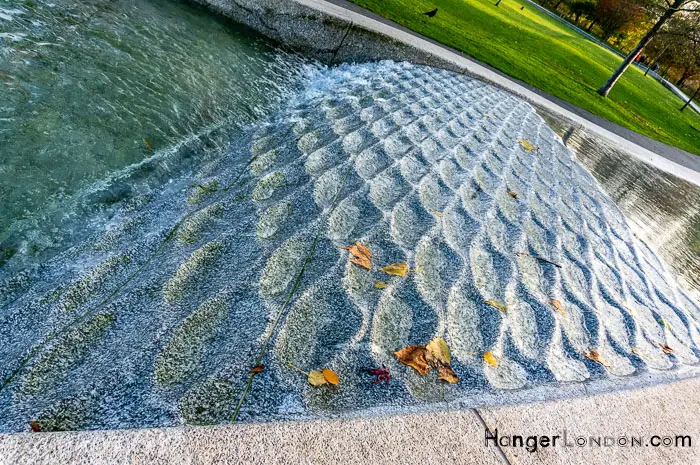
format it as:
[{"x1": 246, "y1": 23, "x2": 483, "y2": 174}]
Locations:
[{"x1": 1, "y1": 377, "x2": 697, "y2": 464}]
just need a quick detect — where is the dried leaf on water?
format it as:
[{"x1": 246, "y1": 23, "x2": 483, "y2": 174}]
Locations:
[
  {"x1": 550, "y1": 299, "x2": 565, "y2": 315},
  {"x1": 342, "y1": 242, "x2": 372, "y2": 270},
  {"x1": 507, "y1": 190, "x2": 519, "y2": 199},
  {"x1": 30, "y1": 421, "x2": 41, "y2": 433},
  {"x1": 425, "y1": 337, "x2": 451, "y2": 365},
  {"x1": 518, "y1": 139, "x2": 537, "y2": 151},
  {"x1": 380, "y1": 262, "x2": 409, "y2": 277},
  {"x1": 374, "y1": 281, "x2": 388, "y2": 289},
  {"x1": 436, "y1": 363, "x2": 459, "y2": 384},
  {"x1": 658, "y1": 343, "x2": 674, "y2": 354},
  {"x1": 308, "y1": 370, "x2": 328, "y2": 386},
  {"x1": 322, "y1": 368, "x2": 339, "y2": 385},
  {"x1": 394, "y1": 345, "x2": 431, "y2": 375},
  {"x1": 583, "y1": 349, "x2": 610, "y2": 368},
  {"x1": 484, "y1": 351, "x2": 498, "y2": 367},
  {"x1": 362, "y1": 366, "x2": 391, "y2": 386},
  {"x1": 144, "y1": 138, "x2": 154, "y2": 149},
  {"x1": 485, "y1": 299, "x2": 508, "y2": 312},
  {"x1": 249, "y1": 364, "x2": 265, "y2": 374}
]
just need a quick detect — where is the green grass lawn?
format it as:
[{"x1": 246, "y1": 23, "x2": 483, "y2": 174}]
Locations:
[{"x1": 350, "y1": 0, "x2": 700, "y2": 155}]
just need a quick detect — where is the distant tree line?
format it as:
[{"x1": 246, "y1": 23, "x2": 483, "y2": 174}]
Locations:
[{"x1": 534, "y1": 0, "x2": 699, "y2": 102}]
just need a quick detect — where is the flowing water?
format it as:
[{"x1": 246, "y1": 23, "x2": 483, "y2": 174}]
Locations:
[
  {"x1": 0, "y1": 0, "x2": 698, "y2": 435},
  {"x1": 0, "y1": 0, "x2": 317, "y2": 270}
]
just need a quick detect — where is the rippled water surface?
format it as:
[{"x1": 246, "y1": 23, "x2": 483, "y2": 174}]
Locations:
[{"x1": 0, "y1": 0, "x2": 316, "y2": 268}]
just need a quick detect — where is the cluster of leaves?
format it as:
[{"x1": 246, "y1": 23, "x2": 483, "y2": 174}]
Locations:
[
  {"x1": 394, "y1": 337, "x2": 459, "y2": 384},
  {"x1": 342, "y1": 242, "x2": 410, "y2": 288}
]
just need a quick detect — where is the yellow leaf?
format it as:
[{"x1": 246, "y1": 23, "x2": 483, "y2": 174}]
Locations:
[
  {"x1": 425, "y1": 337, "x2": 451, "y2": 365},
  {"x1": 507, "y1": 190, "x2": 519, "y2": 200},
  {"x1": 308, "y1": 370, "x2": 327, "y2": 386},
  {"x1": 518, "y1": 139, "x2": 536, "y2": 151},
  {"x1": 322, "y1": 368, "x2": 339, "y2": 385},
  {"x1": 380, "y1": 262, "x2": 409, "y2": 277},
  {"x1": 485, "y1": 299, "x2": 508, "y2": 312},
  {"x1": 436, "y1": 363, "x2": 459, "y2": 384},
  {"x1": 374, "y1": 281, "x2": 388, "y2": 289},
  {"x1": 432, "y1": 210, "x2": 444, "y2": 217},
  {"x1": 342, "y1": 242, "x2": 372, "y2": 270},
  {"x1": 550, "y1": 299, "x2": 565, "y2": 315},
  {"x1": 394, "y1": 345, "x2": 431, "y2": 375},
  {"x1": 583, "y1": 349, "x2": 610, "y2": 368},
  {"x1": 484, "y1": 351, "x2": 498, "y2": 367}
]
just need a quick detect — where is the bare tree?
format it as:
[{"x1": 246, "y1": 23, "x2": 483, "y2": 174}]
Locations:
[{"x1": 597, "y1": 0, "x2": 699, "y2": 97}]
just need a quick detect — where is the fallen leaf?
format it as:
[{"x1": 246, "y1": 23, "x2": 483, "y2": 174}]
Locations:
[
  {"x1": 631, "y1": 346, "x2": 641, "y2": 356},
  {"x1": 658, "y1": 343, "x2": 673, "y2": 354},
  {"x1": 432, "y1": 210, "x2": 444, "y2": 217},
  {"x1": 342, "y1": 242, "x2": 372, "y2": 270},
  {"x1": 550, "y1": 299, "x2": 565, "y2": 315},
  {"x1": 362, "y1": 366, "x2": 391, "y2": 386},
  {"x1": 380, "y1": 262, "x2": 409, "y2": 277},
  {"x1": 308, "y1": 370, "x2": 328, "y2": 386},
  {"x1": 322, "y1": 368, "x2": 339, "y2": 385},
  {"x1": 249, "y1": 364, "x2": 265, "y2": 374},
  {"x1": 658, "y1": 318, "x2": 671, "y2": 330},
  {"x1": 144, "y1": 138, "x2": 153, "y2": 149},
  {"x1": 484, "y1": 351, "x2": 498, "y2": 367},
  {"x1": 583, "y1": 349, "x2": 610, "y2": 368},
  {"x1": 436, "y1": 363, "x2": 459, "y2": 383},
  {"x1": 425, "y1": 337, "x2": 451, "y2": 365},
  {"x1": 394, "y1": 345, "x2": 431, "y2": 375},
  {"x1": 30, "y1": 421, "x2": 40, "y2": 432},
  {"x1": 518, "y1": 139, "x2": 536, "y2": 151},
  {"x1": 485, "y1": 299, "x2": 508, "y2": 312},
  {"x1": 508, "y1": 190, "x2": 519, "y2": 199},
  {"x1": 374, "y1": 281, "x2": 388, "y2": 289}
]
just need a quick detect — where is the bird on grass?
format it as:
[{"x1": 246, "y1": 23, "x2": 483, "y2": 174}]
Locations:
[{"x1": 423, "y1": 8, "x2": 438, "y2": 17}]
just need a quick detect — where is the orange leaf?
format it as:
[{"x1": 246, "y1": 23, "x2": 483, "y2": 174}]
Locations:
[
  {"x1": 322, "y1": 368, "x2": 339, "y2": 385},
  {"x1": 342, "y1": 242, "x2": 372, "y2": 270},
  {"x1": 550, "y1": 299, "x2": 565, "y2": 315},
  {"x1": 484, "y1": 351, "x2": 498, "y2": 367},
  {"x1": 249, "y1": 364, "x2": 265, "y2": 374},
  {"x1": 30, "y1": 421, "x2": 41, "y2": 433},
  {"x1": 508, "y1": 190, "x2": 519, "y2": 199},
  {"x1": 380, "y1": 262, "x2": 409, "y2": 277},
  {"x1": 658, "y1": 343, "x2": 673, "y2": 354},
  {"x1": 394, "y1": 345, "x2": 431, "y2": 375},
  {"x1": 583, "y1": 349, "x2": 610, "y2": 368}
]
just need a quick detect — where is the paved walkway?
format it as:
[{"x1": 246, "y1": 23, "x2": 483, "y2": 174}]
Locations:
[{"x1": 1, "y1": 377, "x2": 697, "y2": 464}]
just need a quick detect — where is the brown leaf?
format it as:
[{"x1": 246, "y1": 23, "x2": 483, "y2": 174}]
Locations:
[
  {"x1": 425, "y1": 337, "x2": 451, "y2": 365},
  {"x1": 436, "y1": 363, "x2": 459, "y2": 383},
  {"x1": 508, "y1": 190, "x2": 519, "y2": 199},
  {"x1": 30, "y1": 421, "x2": 41, "y2": 433},
  {"x1": 550, "y1": 299, "x2": 565, "y2": 315},
  {"x1": 342, "y1": 242, "x2": 372, "y2": 270},
  {"x1": 583, "y1": 349, "x2": 610, "y2": 368},
  {"x1": 380, "y1": 262, "x2": 409, "y2": 277},
  {"x1": 432, "y1": 210, "x2": 444, "y2": 217},
  {"x1": 374, "y1": 281, "x2": 388, "y2": 289},
  {"x1": 484, "y1": 351, "x2": 498, "y2": 367},
  {"x1": 658, "y1": 343, "x2": 673, "y2": 354},
  {"x1": 485, "y1": 299, "x2": 508, "y2": 312},
  {"x1": 322, "y1": 368, "x2": 339, "y2": 385},
  {"x1": 308, "y1": 370, "x2": 328, "y2": 386},
  {"x1": 394, "y1": 345, "x2": 431, "y2": 375},
  {"x1": 249, "y1": 364, "x2": 264, "y2": 374},
  {"x1": 144, "y1": 138, "x2": 154, "y2": 149}
]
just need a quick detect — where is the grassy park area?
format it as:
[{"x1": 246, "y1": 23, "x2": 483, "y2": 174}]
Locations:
[{"x1": 350, "y1": 0, "x2": 700, "y2": 155}]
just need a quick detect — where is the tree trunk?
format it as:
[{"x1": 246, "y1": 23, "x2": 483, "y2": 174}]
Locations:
[
  {"x1": 676, "y1": 67, "x2": 689, "y2": 87},
  {"x1": 644, "y1": 44, "x2": 669, "y2": 77},
  {"x1": 597, "y1": 0, "x2": 681, "y2": 97},
  {"x1": 661, "y1": 64, "x2": 671, "y2": 78},
  {"x1": 680, "y1": 86, "x2": 699, "y2": 112}
]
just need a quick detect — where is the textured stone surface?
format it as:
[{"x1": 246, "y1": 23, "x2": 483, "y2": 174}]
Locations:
[
  {"x1": 0, "y1": 62, "x2": 698, "y2": 433},
  {"x1": 1, "y1": 377, "x2": 698, "y2": 464}
]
